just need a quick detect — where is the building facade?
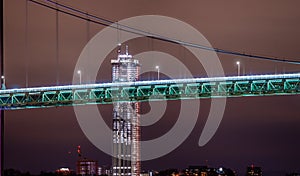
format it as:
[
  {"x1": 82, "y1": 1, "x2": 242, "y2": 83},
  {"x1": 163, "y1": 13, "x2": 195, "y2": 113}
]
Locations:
[
  {"x1": 76, "y1": 159, "x2": 99, "y2": 176},
  {"x1": 111, "y1": 46, "x2": 141, "y2": 176}
]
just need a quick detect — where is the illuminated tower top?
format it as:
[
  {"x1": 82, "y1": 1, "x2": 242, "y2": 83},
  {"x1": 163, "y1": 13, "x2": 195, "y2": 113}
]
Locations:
[{"x1": 111, "y1": 45, "x2": 140, "y2": 82}]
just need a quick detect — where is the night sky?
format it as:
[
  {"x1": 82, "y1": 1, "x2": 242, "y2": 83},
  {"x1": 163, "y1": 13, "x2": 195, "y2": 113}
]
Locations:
[{"x1": 3, "y1": 0, "x2": 300, "y2": 175}]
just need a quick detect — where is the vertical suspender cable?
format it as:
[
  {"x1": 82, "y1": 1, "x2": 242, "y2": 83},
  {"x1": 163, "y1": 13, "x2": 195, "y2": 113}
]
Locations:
[
  {"x1": 25, "y1": 0, "x2": 28, "y2": 87},
  {"x1": 117, "y1": 22, "x2": 120, "y2": 45},
  {"x1": 86, "y1": 12, "x2": 90, "y2": 83},
  {"x1": 147, "y1": 34, "x2": 151, "y2": 80},
  {"x1": 181, "y1": 46, "x2": 184, "y2": 78},
  {"x1": 55, "y1": 1, "x2": 59, "y2": 85},
  {"x1": 86, "y1": 12, "x2": 89, "y2": 42}
]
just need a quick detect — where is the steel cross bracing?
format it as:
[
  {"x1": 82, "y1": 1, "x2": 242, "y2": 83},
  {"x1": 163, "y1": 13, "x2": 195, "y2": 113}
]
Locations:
[{"x1": 0, "y1": 73, "x2": 299, "y2": 110}]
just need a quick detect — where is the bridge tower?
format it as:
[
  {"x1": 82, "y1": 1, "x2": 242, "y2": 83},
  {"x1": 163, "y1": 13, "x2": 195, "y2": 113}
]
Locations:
[
  {"x1": 0, "y1": 1, "x2": 4, "y2": 175},
  {"x1": 111, "y1": 46, "x2": 141, "y2": 176}
]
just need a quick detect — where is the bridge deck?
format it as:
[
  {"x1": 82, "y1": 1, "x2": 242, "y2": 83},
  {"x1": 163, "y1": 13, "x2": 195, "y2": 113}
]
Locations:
[{"x1": 0, "y1": 73, "x2": 299, "y2": 110}]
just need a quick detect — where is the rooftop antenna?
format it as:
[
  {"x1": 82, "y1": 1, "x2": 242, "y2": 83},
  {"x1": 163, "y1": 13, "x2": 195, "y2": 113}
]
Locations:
[
  {"x1": 117, "y1": 43, "x2": 121, "y2": 54},
  {"x1": 77, "y1": 145, "x2": 81, "y2": 158}
]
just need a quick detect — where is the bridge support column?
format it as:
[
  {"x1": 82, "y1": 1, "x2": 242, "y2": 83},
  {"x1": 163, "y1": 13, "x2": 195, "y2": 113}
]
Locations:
[
  {"x1": 0, "y1": 112, "x2": 3, "y2": 176},
  {"x1": 1, "y1": 0, "x2": 4, "y2": 175}
]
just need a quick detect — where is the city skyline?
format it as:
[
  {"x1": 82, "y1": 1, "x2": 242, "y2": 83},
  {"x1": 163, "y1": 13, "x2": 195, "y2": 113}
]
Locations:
[
  {"x1": 4, "y1": 162, "x2": 300, "y2": 176},
  {"x1": 3, "y1": 0, "x2": 300, "y2": 176}
]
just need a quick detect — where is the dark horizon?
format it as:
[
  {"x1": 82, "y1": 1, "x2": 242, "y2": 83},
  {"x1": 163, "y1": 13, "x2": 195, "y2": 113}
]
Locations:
[{"x1": 3, "y1": 0, "x2": 300, "y2": 176}]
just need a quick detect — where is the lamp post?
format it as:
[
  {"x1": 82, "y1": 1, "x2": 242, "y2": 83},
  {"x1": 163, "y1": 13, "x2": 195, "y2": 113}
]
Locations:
[
  {"x1": 236, "y1": 61, "x2": 240, "y2": 76},
  {"x1": 77, "y1": 70, "x2": 82, "y2": 84},
  {"x1": 155, "y1": 66, "x2": 160, "y2": 80},
  {"x1": 1, "y1": 76, "x2": 5, "y2": 90}
]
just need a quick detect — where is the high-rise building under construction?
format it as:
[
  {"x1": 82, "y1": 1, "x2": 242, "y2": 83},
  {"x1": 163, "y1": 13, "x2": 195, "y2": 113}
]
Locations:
[{"x1": 111, "y1": 46, "x2": 140, "y2": 176}]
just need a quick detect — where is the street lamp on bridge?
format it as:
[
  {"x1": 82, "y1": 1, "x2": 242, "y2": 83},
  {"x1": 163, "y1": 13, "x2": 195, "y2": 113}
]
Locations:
[
  {"x1": 77, "y1": 70, "x2": 82, "y2": 84},
  {"x1": 155, "y1": 65, "x2": 160, "y2": 80},
  {"x1": 236, "y1": 61, "x2": 240, "y2": 76},
  {"x1": 1, "y1": 76, "x2": 5, "y2": 90}
]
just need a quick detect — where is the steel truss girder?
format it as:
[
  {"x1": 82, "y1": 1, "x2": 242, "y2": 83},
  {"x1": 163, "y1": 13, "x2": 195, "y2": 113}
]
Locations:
[{"x1": 0, "y1": 74, "x2": 299, "y2": 109}]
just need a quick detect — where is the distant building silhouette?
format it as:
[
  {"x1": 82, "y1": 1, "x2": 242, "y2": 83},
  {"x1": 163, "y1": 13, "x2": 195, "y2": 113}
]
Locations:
[
  {"x1": 55, "y1": 168, "x2": 75, "y2": 176},
  {"x1": 184, "y1": 165, "x2": 236, "y2": 176},
  {"x1": 98, "y1": 165, "x2": 111, "y2": 176},
  {"x1": 184, "y1": 166, "x2": 208, "y2": 175},
  {"x1": 76, "y1": 158, "x2": 98, "y2": 176},
  {"x1": 246, "y1": 165, "x2": 262, "y2": 176},
  {"x1": 76, "y1": 145, "x2": 99, "y2": 176},
  {"x1": 286, "y1": 173, "x2": 300, "y2": 176}
]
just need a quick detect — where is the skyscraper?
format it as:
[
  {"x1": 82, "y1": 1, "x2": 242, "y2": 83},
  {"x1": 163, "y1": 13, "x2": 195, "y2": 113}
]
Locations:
[{"x1": 111, "y1": 46, "x2": 140, "y2": 176}]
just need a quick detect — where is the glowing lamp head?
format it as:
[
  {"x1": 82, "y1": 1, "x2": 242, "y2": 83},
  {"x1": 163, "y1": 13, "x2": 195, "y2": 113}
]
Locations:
[
  {"x1": 236, "y1": 61, "x2": 240, "y2": 65},
  {"x1": 155, "y1": 66, "x2": 159, "y2": 69},
  {"x1": 77, "y1": 70, "x2": 81, "y2": 74}
]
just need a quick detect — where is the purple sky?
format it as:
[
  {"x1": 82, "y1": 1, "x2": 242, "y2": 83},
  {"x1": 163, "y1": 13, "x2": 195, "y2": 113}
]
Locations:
[{"x1": 3, "y1": 0, "x2": 300, "y2": 175}]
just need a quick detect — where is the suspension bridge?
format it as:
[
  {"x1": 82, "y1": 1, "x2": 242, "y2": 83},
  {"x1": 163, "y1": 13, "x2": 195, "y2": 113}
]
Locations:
[
  {"x1": 1, "y1": 0, "x2": 300, "y2": 175},
  {"x1": 0, "y1": 0, "x2": 298, "y2": 110}
]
